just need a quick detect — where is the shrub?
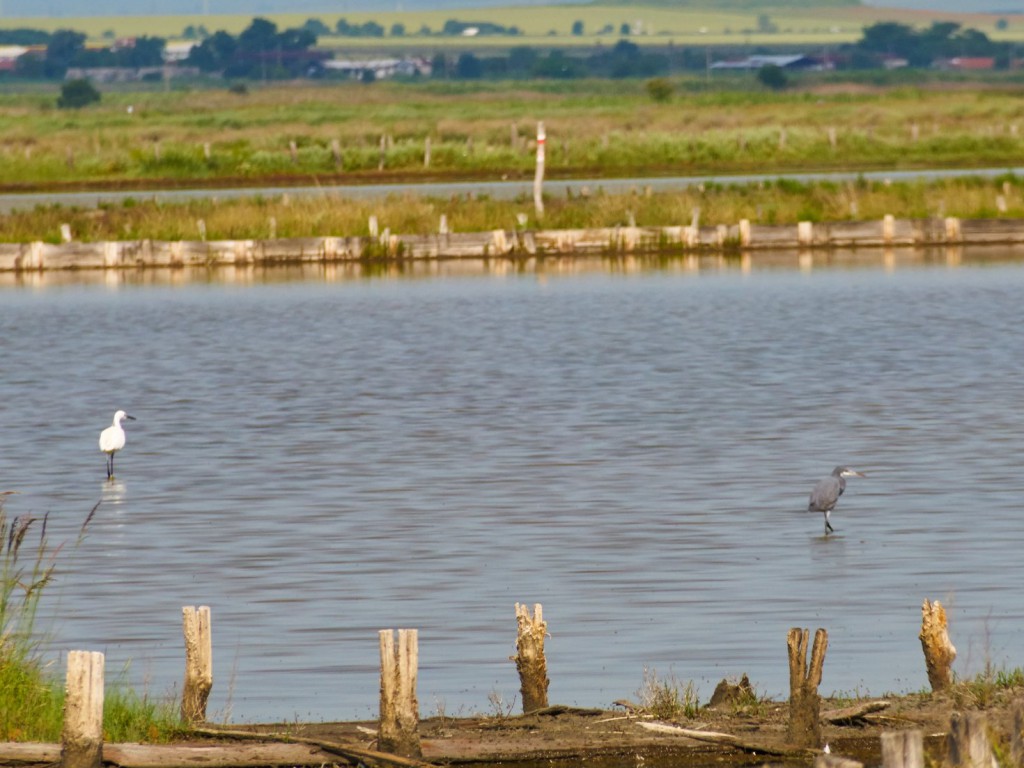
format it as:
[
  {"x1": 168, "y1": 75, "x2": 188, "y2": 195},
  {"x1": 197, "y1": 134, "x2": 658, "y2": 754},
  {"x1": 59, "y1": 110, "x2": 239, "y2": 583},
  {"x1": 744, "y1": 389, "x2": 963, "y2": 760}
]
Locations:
[
  {"x1": 646, "y1": 77, "x2": 673, "y2": 102},
  {"x1": 57, "y1": 78, "x2": 100, "y2": 109}
]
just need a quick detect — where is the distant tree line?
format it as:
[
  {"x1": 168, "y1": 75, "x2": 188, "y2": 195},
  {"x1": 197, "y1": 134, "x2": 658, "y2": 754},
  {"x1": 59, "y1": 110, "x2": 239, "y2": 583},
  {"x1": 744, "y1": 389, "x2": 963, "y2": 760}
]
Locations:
[
  {"x1": 185, "y1": 17, "x2": 322, "y2": 78},
  {"x1": 0, "y1": 16, "x2": 1016, "y2": 83},
  {"x1": 847, "y1": 21, "x2": 1007, "y2": 67},
  {"x1": 12, "y1": 30, "x2": 165, "y2": 79}
]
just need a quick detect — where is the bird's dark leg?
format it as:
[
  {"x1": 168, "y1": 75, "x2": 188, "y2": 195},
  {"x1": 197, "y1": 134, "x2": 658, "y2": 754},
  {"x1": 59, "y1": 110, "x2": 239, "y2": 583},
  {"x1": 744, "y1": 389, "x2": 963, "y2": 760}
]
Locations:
[
  {"x1": 107, "y1": 453, "x2": 114, "y2": 479},
  {"x1": 824, "y1": 512, "x2": 834, "y2": 535}
]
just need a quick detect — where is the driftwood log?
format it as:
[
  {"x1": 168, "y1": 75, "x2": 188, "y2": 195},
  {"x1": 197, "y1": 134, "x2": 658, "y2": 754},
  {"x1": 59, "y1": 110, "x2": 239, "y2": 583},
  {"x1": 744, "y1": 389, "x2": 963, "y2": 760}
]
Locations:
[
  {"x1": 823, "y1": 700, "x2": 891, "y2": 725},
  {"x1": 635, "y1": 721, "x2": 806, "y2": 757},
  {"x1": 919, "y1": 600, "x2": 956, "y2": 692},
  {"x1": 193, "y1": 726, "x2": 433, "y2": 768},
  {"x1": 514, "y1": 603, "x2": 549, "y2": 714},
  {"x1": 787, "y1": 627, "x2": 828, "y2": 748}
]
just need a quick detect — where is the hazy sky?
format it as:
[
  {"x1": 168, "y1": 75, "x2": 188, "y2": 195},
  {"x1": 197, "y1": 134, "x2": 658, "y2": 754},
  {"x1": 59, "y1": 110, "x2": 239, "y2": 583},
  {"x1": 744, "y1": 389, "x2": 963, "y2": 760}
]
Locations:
[{"x1": 1, "y1": 0, "x2": 1020, "y2": 18}]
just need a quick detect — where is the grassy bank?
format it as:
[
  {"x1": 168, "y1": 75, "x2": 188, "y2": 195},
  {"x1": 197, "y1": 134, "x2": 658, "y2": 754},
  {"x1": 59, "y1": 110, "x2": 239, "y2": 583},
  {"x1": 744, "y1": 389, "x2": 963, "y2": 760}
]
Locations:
[
  {"x1": 2, "y1": 81, "x2": 1024, "y2": 191},
  {"x1": 2, "y1": 175, "x2": 1019, "y2": 244},
  {"x1": 0, "y1": 497, "x2": 183, "y2": 742}
]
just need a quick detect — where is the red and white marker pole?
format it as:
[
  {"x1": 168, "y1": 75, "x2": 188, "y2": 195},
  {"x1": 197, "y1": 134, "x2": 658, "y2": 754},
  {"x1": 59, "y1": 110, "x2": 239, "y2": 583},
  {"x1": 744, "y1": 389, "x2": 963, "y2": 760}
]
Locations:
[{"x1": 533, "y1": 121, "x2": 545, "y2": 218}]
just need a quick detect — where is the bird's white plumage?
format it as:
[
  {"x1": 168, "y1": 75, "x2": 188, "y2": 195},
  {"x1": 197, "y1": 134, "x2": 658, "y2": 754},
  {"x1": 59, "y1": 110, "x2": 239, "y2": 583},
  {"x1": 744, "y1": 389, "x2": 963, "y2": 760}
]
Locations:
[
  {"x1": 99, "y1": 409, "x2": 135, "y2": 479},
  {"x1": 99, "y1": 410, "x2": 129, "y2": 454}
]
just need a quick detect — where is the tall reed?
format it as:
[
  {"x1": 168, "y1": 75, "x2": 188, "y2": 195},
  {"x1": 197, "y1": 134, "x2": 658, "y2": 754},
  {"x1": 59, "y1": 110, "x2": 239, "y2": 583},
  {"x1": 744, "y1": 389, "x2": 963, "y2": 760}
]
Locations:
[{"x1": 0, "y1": 497, "x2": 183, "y2": 742}]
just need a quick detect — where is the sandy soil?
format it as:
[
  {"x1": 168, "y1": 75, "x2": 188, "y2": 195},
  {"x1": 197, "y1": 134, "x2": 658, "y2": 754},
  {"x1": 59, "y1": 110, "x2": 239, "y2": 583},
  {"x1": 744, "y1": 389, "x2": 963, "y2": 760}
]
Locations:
[{"x1": 244, "y1": 689, "x2": 1021, "y2": 767}]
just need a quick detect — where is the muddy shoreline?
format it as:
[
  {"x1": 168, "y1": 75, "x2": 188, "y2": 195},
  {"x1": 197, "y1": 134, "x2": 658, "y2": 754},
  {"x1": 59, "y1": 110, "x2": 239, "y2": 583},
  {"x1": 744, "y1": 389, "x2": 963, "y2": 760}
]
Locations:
[{"x1": 3, "y1": 691, "x2": 1019, "y2": 768}]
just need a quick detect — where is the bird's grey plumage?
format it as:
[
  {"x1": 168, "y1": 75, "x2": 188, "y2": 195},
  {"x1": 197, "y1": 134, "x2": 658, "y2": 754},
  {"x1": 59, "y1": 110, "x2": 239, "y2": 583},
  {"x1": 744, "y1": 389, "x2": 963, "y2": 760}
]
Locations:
[{"x1": 807, "y1": 466, "x2": 865, "y2": 535}]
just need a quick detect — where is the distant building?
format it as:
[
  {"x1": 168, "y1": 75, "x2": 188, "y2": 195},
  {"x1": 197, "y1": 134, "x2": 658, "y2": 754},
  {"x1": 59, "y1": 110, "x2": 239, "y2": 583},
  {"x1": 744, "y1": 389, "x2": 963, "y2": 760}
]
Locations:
[
  {"x1": 882, "y1": 56, "x2": 909, "y2": 70},
  {"x1": 709, "y1": 54, "x2": 831, "y2": 71},
  {"x1": 936, "y1": 57, "x2": 995, "y2": 71},
  {"x1": 65, "y1": 66, "x2": 200, "y2": 82},
  {"x1": 323, "y1": 57, "x2": 432, "y2": 80},
  {"x1": 0, "y1": 45, "x2": 29, "y2": 72},
  {"x1": 163, "y1": 41, "x2": 197, "y2": 63}
]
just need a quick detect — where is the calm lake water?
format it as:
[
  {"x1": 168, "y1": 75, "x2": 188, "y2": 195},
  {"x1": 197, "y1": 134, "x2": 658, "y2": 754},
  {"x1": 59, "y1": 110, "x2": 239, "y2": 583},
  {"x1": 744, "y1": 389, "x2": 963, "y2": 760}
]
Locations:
[{"x1": 2, "y1": 246, "x2": 1023, "y2": 723}]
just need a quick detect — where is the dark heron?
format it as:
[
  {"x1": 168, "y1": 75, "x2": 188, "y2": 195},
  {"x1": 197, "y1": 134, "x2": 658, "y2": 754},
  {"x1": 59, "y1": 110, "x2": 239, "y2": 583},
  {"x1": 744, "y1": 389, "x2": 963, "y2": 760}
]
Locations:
[{"x1": 808, "y1": 466, "x2": 866, "y2": 535}]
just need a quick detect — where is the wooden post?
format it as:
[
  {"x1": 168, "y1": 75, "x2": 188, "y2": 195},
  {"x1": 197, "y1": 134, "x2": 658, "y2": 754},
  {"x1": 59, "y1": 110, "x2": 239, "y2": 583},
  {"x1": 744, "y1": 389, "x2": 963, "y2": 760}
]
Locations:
[
  {"x1": 423, "y1": 136, "x2": 431, "y2": 168},
  {"x1": 203, "y1": 142, "x2": 211, "y2": 161},
  {"x1": 62, "y1": 651, "x2": 104, "y2": 768},
  {"x1": 739, "y1": 219, "x2": 751, "y2": 247},
  {"x1": 883, "y1": 214, "x2": 895, "y2": 243},
  {"x1": 331, "y1": 139, "x2": 342, "y2": 169},
  {"x1": 378, "y1": 629, "x2": 421, "y2": 759},
  {"x1": 514, "y1": 602, "x2": 549, "y2": 714},
  {"x1": 378, "y1": 134, "x2": 386, "y2": 171},
  {"x1": 60, "y1": 223, "x2": 72, "y2": 243},
  {"x1": 827, "y1": 126, "x2": 837, "y2": 150},
  {"x1": 945, "y1": 217, "x2": 962, "y2": 242},
  {"x1": 815, "y1": 755, "x2": 863, "y2": 768},
  {"x1": 1010, "y1": 701, "x2": 1024, "y2": 767},
  {"x1": 947, "y1": 712, "x2": 997, "y2": 768},
  {"x1": 181, "y1": 606, "x2": 213, "y2": 724},
  {"x1": 369, "y1": 215, "x2": 379, "y2": 238},
  {"x1": 289, "y1": 140, "x2": 298, "y2": 164},
  {"x1": 534, "y1": 121, "x2": 545, "y2": 218},
  {"x1": 798, "y1": 221, "x2": 814, "y2": 245},
  {"x1": 787, "y1": 627, "x2": 827, "y2": 748},
  {"x1": 919, "y1": 599, "x2": 955, "y2": 693},
  {"x1": 880, "y1": 730, "x2": 924, "y2": 768}
]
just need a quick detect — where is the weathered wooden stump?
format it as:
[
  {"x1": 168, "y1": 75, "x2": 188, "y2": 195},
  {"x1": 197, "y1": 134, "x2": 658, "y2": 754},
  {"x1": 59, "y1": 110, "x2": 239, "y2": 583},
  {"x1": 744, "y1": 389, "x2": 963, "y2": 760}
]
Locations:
[
  {"x1": 61, "y1": 650, "x2": 104, "y2": 768},
  {"x1": 880, "y1": 730, "x2": 924, "y2": 768},
  {"x1": 1011, "y1": 701, "x2": 1024, "y2": 767},
  {"x1": 947, "y1": 712, "x2": 996, "y2": 768},
  {"x1": 378, "y1": 629, "x2": 421, "y2": 759},
  {"x1": 815, "y1": 754, "x2": 863, "y2": 768},
  {"x1": 181, "y1": 605, "x2": 213, "y2": 724},
  {"x1": 919, "y1": 599, "x2": 956, "y2": 692},
  {"x1": 787, "y1": 627, "x2": 828, "y2": 748},
  {"x1": 514, "y1": 602, "x2": 549, "y2": 714}
]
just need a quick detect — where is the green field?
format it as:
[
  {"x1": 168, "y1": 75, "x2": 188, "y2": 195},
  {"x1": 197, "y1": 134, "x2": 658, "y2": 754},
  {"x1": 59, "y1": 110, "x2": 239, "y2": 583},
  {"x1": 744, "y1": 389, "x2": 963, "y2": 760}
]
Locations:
[
  {"x1": 2, "y1": 78, "x2": 1024, "y2": 192},
  {"x1": 2, "y1": 3, "x2": 1021, "y2": 46}
]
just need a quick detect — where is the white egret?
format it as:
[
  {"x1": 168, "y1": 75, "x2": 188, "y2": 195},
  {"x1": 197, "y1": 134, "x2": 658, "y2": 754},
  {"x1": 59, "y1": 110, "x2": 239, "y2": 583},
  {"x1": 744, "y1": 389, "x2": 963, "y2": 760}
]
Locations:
[{"x1": 99, "y1": 410, "x2": 136, "y2": 479}]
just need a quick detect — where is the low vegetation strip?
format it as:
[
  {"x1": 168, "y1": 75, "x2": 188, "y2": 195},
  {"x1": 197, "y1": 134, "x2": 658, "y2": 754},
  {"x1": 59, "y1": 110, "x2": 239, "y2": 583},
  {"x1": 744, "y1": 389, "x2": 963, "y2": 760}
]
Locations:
[{"x1": 0, "y1": 176, "x2": 1020, "y2": 246}]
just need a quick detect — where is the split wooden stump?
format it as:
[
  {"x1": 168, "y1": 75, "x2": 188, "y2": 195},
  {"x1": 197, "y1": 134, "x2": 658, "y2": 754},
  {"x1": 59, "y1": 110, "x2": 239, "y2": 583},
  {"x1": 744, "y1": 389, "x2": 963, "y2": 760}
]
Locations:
[
  {"x1": 379, "y1": 629, "x2": 421, "y2": 759},
  {"x1": 948, "y1": 712, "x2": 997, "y2": 768},
  {"x1": 880, "y1": 730, "x2": 924, "y2": 768},
  {"x1": 61, "y1": 650, "x2": 104, "y2": 768},
  {"x1": 787, "y1": 627, "x2": 828, "y2": 748},
  {"x1": 919, "y1": 599, "x2": 956, "y2": 692},
  {"x1": 514, "y1": 602, "x2": 549, "y2": 713},
  {"x1": 181, "y1": 605, "x2": 213, "y2": 724}
]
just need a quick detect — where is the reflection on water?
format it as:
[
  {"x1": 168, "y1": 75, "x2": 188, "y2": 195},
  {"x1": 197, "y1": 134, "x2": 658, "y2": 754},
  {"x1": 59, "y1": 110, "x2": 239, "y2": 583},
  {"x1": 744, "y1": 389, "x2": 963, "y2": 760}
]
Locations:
[
  {"x1": 2, "y1": 246, "x2": 1024, "y2": 722},
  {"x1": 0, "y1": 245, "x2": 1017, "y2": 291}
]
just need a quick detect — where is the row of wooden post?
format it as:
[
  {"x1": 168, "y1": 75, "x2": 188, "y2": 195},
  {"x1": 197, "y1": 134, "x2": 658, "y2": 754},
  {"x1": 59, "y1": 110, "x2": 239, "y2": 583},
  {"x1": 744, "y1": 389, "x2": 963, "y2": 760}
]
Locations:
[{"x1": 57, "y1": 596, "x2": 963, "y2": 765}]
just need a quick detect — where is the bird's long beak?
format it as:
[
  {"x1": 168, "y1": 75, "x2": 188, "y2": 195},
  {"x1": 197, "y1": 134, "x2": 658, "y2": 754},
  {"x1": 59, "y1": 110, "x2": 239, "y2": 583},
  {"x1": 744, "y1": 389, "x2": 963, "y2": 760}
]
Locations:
[
  {"x1": 849, "y1": 470, "x2": 866, "y2": 478},
  {"x1": 125, "y1": 414, "x2": 137, "y2": 421}
]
